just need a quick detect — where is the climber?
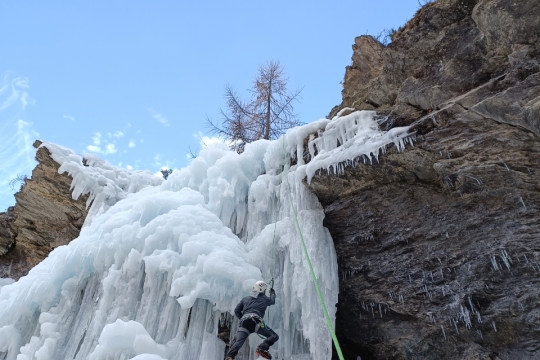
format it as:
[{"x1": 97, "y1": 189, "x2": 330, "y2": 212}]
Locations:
[{"x1": 225, "y1": 280, "x2": 279, "y2": 360}]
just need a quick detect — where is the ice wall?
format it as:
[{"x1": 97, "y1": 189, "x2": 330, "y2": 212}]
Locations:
[{"x1": 0, "y1": 111, "x2": 413, "y2": 360}]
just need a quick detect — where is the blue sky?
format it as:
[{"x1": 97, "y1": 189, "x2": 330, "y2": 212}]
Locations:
[{"x1": 0, "y1": 0, "x2": 420, "y2": 211}]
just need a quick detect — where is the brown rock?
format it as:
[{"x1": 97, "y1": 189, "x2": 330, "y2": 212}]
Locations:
[
  {"x1": 471, "y1": 73, "x2": 540, "y2": 135},
  {"x1": 319, "y1": 0, "x2": 540, "y2": 358},
  {"x1": 312, "y1": 108, "x2": 540, "y2": 359},
  {"x1": 329, "y1": 36, "x2": 385, "y2": 118},
  {"x1": 343, "y1": 36, "x2": 385, "y2": 109},
  {"x1": 472, "y1": 0, "x2": 540, "y2": 56},
  {"x1": 0, "y1": 210, "x2": 16, "y2": 256},
  {"x1": 0, "y1": 141, "x2": 88, "y2": 280},
  {"x1": 331, "y1": 0, "x2": 540, "y2": 128}
]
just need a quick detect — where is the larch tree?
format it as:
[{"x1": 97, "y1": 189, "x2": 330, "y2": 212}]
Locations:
[{"x1": 207, "y1": 61, "x2": 303, "y2": 153}]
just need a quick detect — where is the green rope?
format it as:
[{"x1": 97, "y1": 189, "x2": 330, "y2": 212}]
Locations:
[
  {"x1": 265, "y1": 136, "x2": 344, "y2": 359},
  {"x1": 282, "y1": 142, "x2": 346, "y2": 360}
]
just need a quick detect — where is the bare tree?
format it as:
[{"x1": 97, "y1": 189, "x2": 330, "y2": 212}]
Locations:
[
  {"x1": 9, "y1": 174, "x2": 28, "y2": 191},
  {"x1": 207, "y1": 61, "x2": 303, "y2": 152}
]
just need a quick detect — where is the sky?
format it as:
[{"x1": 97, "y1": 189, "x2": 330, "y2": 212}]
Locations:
[{"x1": 0, "y1": 0, "x2": 421, "y2": 211}]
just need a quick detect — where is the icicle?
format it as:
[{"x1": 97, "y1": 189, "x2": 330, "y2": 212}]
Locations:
[
  {"x1": 452, "y1": 319, "x2": 459, "y2": 334},
  {"x1": 497, "y1": 156, "x2": 510, "y2": 171},
  {"x1": 490, "y1": 255, "x2": 500, "y2": 271},
  {"x1": 459, "y1": 305, "x2": 472, "y2": 329},
  {"x1": 500, "y1": 250, "x2": 512, "y2": 271},
  {"x1": 468, "y1": 296, "x2": 475, "y2": 314},
  {"x1": 304, "y1": 111, "x2": 414, "y2": 183},
  {"x1": 518, "y1": 196, "x2": 527, "y2": 210},
  {"x1": 441, "y1": 325, "x2": 447, "y2": 341}
]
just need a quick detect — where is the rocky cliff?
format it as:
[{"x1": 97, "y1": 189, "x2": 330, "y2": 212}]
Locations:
[
  {"x1": 317, "y1": 0, "x2": 540, "y2": 359},
  {"x1": 0, "y1": 141, "x2": 88, "y2": 280},
  {"x1": 1, "y1": 0, "x2": 538, "y2": 358}
]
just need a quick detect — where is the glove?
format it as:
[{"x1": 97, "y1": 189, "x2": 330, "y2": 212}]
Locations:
[{"x1": 269, "y1": 288, "x2": 275, "y2": 295}]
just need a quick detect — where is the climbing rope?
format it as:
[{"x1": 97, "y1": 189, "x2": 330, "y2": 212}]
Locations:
[
  {"x1": 284, "y1": 165, "x2": 345, "y2": 360},
  {"x1": 274, "y1": 135, "x2": 345, "y2": 360}
]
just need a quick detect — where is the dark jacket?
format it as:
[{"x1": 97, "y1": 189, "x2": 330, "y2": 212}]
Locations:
[{"x1": 234, "y1": 290, "x2": 276, "y2": 319}]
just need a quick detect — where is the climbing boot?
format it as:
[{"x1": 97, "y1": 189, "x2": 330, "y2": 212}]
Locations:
[
  {"x1": 225, "y1": 357, "x2": 234, "y2": 360},
  {"x1": 255, "y1": 348, "x2": 272, "y2": 359}
]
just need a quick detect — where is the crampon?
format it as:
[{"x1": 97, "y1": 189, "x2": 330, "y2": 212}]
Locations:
[{"x1": 255, "y1": 348, "x2": 272, "y2": 359}]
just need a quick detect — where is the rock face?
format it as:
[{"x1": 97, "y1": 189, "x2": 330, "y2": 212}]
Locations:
[
  {"x1": 339, "y1": 36, "x2": 385, "y2": 112},
  {"x1": 330, "y1": 0, "x2": 540, "y2": 131},
  {"x1": 316, "y1": 0, "x2": 540, "y2": 359},
  {"x1": 0, "y1": 141, "x2": 88, "y2": 280}
]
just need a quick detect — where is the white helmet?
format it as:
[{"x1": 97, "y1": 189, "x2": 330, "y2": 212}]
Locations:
[{"x1": 253, "y1": 281, "x2": 268, "y2": 294}]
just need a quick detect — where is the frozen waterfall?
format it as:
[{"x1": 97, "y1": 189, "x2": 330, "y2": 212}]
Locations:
[{"x1": 0, "y1": 111, "x2": 412, "y2": 360}]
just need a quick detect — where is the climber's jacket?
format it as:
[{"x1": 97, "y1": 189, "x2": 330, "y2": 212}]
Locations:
[{"x1": 234, "y1": 289, "x2": 276, "y2": 320}]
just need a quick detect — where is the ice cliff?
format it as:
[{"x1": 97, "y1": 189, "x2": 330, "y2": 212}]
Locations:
[{"x1": 0, "y1": 111, "x2": 412, "y2": 360}]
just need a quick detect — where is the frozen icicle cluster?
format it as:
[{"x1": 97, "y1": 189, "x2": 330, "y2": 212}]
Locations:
[
  {"x1": 43, "y1": 142, "x2": 163, "y2": 225},
  {"x1": 0, "y1": 111, "x2": 413, "y2": 360},
  {"x1": 161, "y1": 141, "x2": 270, "y2": 237},
  {"x1": 271, "y1": 110, "x2": 414, "y2": 183},
  {"x1": 0, "y1": 185, "x2": 262, "y2": 360}
]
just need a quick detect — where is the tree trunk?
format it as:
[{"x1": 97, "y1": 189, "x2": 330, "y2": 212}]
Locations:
[{"x1": 264, "y1": 79, "x2": 272, "y2": 140}]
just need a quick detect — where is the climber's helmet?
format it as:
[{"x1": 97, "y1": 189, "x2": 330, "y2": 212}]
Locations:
[{"x1": 253, "y1": 280, "x2": 268, "y2": 294}]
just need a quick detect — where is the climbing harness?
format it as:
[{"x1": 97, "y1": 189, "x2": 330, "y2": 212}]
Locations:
[{"x1": 239, "y1": 313, "x2": 268, "y2": 339}]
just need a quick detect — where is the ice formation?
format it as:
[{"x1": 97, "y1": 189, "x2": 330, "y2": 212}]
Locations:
[
  {"x1": 0, "y1": 111, "x2": 413, "y2": 360},
  {"x1": 0, "y1": 278, "x2": 14, "y2": 290}
]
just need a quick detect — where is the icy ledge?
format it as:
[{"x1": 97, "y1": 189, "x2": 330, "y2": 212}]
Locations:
[
  {"x1": 0, "y1": 111, "x2": 413, "y2": 360},
  {"x1": 265, "y1": 110, "x2": 414, "y2": 184}
]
